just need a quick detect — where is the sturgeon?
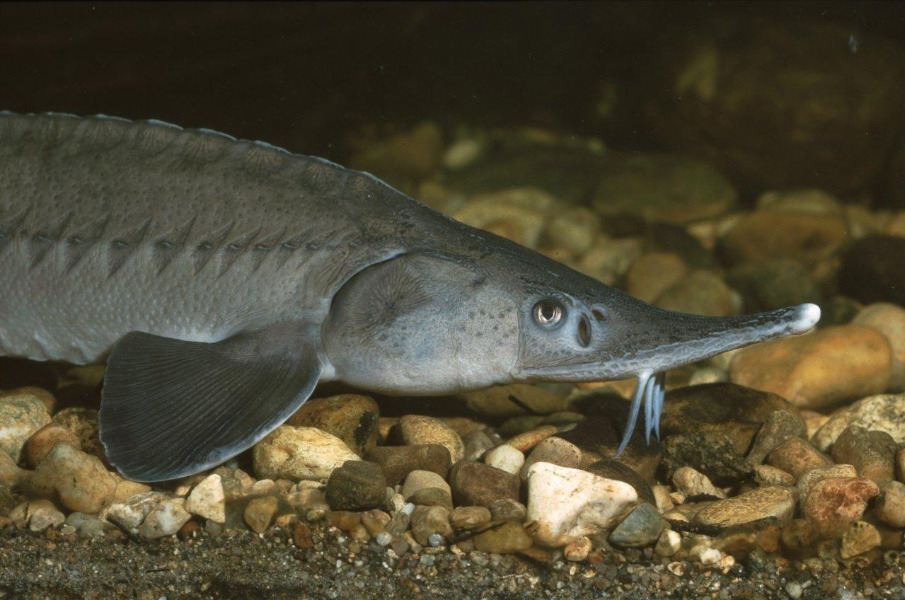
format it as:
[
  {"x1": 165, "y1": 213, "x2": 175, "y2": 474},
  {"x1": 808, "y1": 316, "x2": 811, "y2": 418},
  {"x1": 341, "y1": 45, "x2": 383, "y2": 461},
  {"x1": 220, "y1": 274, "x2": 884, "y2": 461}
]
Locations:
[{"x1": 0, "y1": 112, "x2": 821, "y2": 482}]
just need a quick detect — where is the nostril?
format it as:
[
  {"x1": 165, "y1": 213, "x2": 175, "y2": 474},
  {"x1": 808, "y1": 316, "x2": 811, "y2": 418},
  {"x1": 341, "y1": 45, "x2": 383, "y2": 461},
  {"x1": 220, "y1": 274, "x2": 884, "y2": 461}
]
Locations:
[
  {"x1": 578, "y1": 314, "x2": 592, "y2": 347},
  {"x1": 592, "y1": 307, "x2": 608, "y2": 322}
]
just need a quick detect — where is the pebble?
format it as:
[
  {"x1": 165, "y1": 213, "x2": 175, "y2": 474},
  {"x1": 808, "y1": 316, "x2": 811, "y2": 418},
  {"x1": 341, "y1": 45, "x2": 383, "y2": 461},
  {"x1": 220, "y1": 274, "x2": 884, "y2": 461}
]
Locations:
[
  {"x1": 139, "y1": 498, "x2": 192, "y2": 539},
  {"x1": 609, "y1": 503, "x2": 667, "y2": 549},
  {"x1": 360, "y1": 509, "x2": 390, "y2": 537},
  {"x1": 0, "y1": 392, "x2": 50, "y2": 462},
  {"x1": 0, "y1": 449, "x2": 25, "y2": 487},
  {"x1": 507, "y1": 425, "x2": 559, "y2": 452},
  {"x1": 325, "y1": 460, "x2": 387, "y2": 511},
  {"x1": 726, "y1": 258, "x2": 821, "y2": 313},
  {"x1": 654, "y1": 529, "x2": 682, "y2": 557},
  {"x1": 51, "y1": 408, "x2": 105, "y2": 461},
  {"x1": 450, "y1": 461, "x2": 519, "y2": 508},
  {"x1": 24, "y1": 423, "x2": 81, "y2": 468},
  {"x1": 65, "y1": 512, "x2": 109, "y2": 537},
  {"x1": 690, "y1": 545, "x2": 722, "y2": 566},
  {"x1": 244, "y1": 496, "x2": 279, "y2": 533},
  {"x1": 584, "y1": 460, "x2": 656, "y2": 506},
  {"x1": 624, "y1": 252, "x2": 689, "y2": 303},
  {"x1": 654, "y1": 269, "x2": 735, "y2": 317},
  {"x1": 252, "y1": 426, "x2": 359, "y2": 481},
  {"x1": 688, "y1": 367, "x2": 727, "y2": 386},
  {"x1": 746, "y1": 410, "x2": 808, "y2": 465},
  {"x1": 802, "y1": 477, "x2": 880, "y2": 536},
  {"x1": 488, "y1": 498, "x2": 527, "y2": 523},
  {"x1": 659, "y1": 383, "x2": 795, "y2": 456},
  {"x1": 453, "y1": 189, "x2": 549, "y2": 248},
  {"x1": 365, "y1": 444, "x2": 451, "y2": 485},
  {"x1": 547, "y1": 206, "x2": 600, "y2": 254},
  {"x1": 407, "y1": 487, "x2": 453, "y2": 511},
  {"x1": 652, "y1": 485, "x2": 675, "y2": 512},
  {"x1": 483, "y1": 444, "x2": 524, "y2": 475},
  {"x1": 563, "y1": 536, "x2": 593, "y2": 562},
  {"x1": 450, "y1": 506, "x2": 491, "y2": 531},
  {"x1": 27, "y1": 499, "x2": 65, "y2": 532},
  {"x1": 442, "y1": 136, "x2": 486, "y2": 170},
  {"x1": 29, "y1": 443, "x2": 117, "y2": 514},
  {"x1": 718, "y1": 211, "x2": 848, "y2": 267},
  {"x1": 1, "y1": 386, "x2": 56, "y2": 414},
  {"x1": 753, "y1": 465, "x2": 795, "y2": 487},
  {"x1": 525, "y1": 462, "x2": 638, "y2": 547},
  {"x1": 578, "y1": 237, "x2": 643, "y2": 284},
  {"x1": 829, "y1": 425, "x2": 897, "y2": 482},
  {"x1": 812, "y1": 394, "x2": 905, "y2": 452},
  {"x1": 672, "y1": 466, "x2": 725, "y2": 499},
  {"x1": 458, "y1": 382, "x2": 569, "y2": 420},
  {"x1": 765, "y1": 438, "x2": 831, "y2": 479},
  {"x1": 796, "y1": 464, "x2": 858, "y2": 506},
  {"x1": 461, "y1": 429, "x2": 496, "y2": 461},
  {"x1": 839, "y1": 521, "x2": 882, "y2": 559},
  {"x1": 398, "y1": 415, "x2": 464, "y2": 463},
  {"x1": 185, "y1": 474, "x2": 226, "y2": 523},
  {"x1": 285, "y1": 394, "x2": 380, "y2": 456},
  {"x1": 694, "y1": 486, "x2": 795, "y2": 528},
  {"x1": 662, "y1": 432, "x2": 751, "y2": 486},
  {"x1": 472, "y1": 521, "x2": 533, "y2": 554},
  {"x1": 105, "y1": 492, "x2": 167, "y2": 529},
  {"x1": 592, "y1": 153, "x2": 736, "y2": 225},
  {"x1": 520, "y1": 436, "x2": 581, "y2": 479},
  {"x1": 852, "y1": 303, "x2": 905, "y2": 390},
  {"x1": 730, "y1": 325, "x2": 892, "y2": 410},
  {"x1": 401, "y1": 470, "x2": 451, "y2": 499},
  {"x1": 874, "y1": 480, "x2": 905, "y2": 528},
  {"x1": 410, "y1": 505, "x2": 452, "y2": 546}
]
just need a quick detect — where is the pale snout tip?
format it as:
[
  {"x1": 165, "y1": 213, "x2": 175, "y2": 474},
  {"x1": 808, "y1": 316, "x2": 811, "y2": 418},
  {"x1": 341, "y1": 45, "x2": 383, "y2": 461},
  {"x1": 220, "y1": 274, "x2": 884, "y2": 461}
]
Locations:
[{"x1": 791, "y1": 303, "x2": 821, "y2": 334}]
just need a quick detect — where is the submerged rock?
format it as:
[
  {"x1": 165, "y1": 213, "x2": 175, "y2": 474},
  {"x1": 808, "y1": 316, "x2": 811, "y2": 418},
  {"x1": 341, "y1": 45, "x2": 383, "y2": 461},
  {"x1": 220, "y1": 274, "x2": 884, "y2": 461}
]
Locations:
[
  {"x1": 730, "y1": 325, "x2": 892, "y2": 410},
  {"x1": 525, "y1": 462, "x2": 637, "y2": 547},
  {"x1": 325, "y1": 460, "x2": 386, "y2": 511},
  {"x1": 398, "y1": 416, "x2": 464, "y2": 464},
  {"x1": 694, "y1": 486, "x2": 795, "y2": 528},
  {"x1": 365, "y1": 444, "x2": 451, "y2": 486},
  {"x1": 29, "y1": 443, "x2": 116, "y2": 514},
  {"x1": 852, "y1": 303, "x2": 905, "y2": 391},
  {"x1": 185, "y1": 474, "x2": 226, "y2": 523},
  {"x1": 0, "y1": 392, "x2": 50, "y2": 463},
  {"x1": 812, "y1": 394, "x2": 905, "y2": 452},
  {"x1": 253, "y1": 426, "x2": 358, "y2": 481},
  {"x1": 609, "y1": 503, "x2": 666, "y2": 548},
  {"x1": 286, "y1": 394, "x2": 379, "y2": 456}
]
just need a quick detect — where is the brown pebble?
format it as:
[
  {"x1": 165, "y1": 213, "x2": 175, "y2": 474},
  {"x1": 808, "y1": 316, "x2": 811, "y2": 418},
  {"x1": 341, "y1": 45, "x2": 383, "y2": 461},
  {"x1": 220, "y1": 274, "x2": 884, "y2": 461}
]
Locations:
[
  {"x1": 25, "y1": 424, "x2": 80, "y2": 469},
  {"x1": 177, "y1": 520, "x2": 201, "y2": 540},
  {"x1": 802, "y1": 477, "x2": 880, "y2": 537},
  {"x1": 507, "y1": 425, "x2": 559, "y2": 452},
  {"x1": 291, "y1": 521, "x2": 314, "y2": 549},
  {"x1": 766, "y1": 437, "x2": 831, "y2": 478}
]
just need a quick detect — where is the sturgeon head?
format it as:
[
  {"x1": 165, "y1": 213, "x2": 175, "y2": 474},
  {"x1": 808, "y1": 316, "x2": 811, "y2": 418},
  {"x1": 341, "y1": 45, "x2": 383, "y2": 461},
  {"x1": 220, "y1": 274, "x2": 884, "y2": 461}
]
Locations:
[{"x1": 322, "y1": 235, "x2": 820, "y2": 455}]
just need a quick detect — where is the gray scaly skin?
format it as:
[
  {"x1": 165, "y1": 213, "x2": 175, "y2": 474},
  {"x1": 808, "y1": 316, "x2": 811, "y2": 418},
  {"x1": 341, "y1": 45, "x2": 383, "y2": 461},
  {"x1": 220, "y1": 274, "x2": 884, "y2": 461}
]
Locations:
[{"x1": 0, "y1": 112, "x2": 821, "y2": 481}]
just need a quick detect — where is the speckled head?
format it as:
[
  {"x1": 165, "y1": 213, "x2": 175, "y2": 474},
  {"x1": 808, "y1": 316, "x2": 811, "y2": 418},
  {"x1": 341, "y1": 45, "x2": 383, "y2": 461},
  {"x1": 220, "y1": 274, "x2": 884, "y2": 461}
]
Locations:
[{"x1": 321, "y1": 237, "x2": 820, "y2": 454}]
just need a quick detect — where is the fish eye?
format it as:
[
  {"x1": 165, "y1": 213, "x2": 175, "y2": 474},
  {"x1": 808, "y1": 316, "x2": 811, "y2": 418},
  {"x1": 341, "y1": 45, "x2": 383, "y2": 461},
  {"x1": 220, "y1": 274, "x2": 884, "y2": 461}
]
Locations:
[{"x1": 533, "y1": 300, "x2": 564, "y2": 328}]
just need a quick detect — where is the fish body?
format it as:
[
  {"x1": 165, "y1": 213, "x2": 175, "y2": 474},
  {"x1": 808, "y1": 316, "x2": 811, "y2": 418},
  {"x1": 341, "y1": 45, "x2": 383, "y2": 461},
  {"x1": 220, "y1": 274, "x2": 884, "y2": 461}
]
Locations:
[{"x1": 0, "y1": 113, "x2": 820, "y2": 481}]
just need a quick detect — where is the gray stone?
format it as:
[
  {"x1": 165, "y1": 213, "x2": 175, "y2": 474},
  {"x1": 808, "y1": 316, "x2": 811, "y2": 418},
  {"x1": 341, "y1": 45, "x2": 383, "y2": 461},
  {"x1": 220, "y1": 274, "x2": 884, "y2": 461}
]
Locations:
[
  {"x1": 325, "y1": 460, "x2": 386, "y2": 511},
  {"x1": 609, "y1": 503, "x2": 667, "y2": 549}
]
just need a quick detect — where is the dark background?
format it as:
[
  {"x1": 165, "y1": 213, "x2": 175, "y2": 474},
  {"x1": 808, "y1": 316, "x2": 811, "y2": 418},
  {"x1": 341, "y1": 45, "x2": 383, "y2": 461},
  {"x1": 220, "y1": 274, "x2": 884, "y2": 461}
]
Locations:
[{"x1": 3, "y1": 2, "x2": 904, "y2": 162}]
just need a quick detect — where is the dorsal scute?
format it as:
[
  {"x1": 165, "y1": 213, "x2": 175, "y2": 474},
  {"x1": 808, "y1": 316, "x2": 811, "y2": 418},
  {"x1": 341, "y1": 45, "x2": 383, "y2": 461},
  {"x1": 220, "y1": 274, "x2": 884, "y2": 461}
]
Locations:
[{"x1": 0, "y1": 112, "x2": 327, "y2": 180}]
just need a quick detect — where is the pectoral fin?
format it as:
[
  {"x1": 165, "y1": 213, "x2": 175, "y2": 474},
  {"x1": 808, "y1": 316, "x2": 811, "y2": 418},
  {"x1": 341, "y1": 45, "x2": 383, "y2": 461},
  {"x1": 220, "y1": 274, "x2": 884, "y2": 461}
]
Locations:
[{"x1": 99, "y1": 325, "x2": 321, "y2": 482}]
